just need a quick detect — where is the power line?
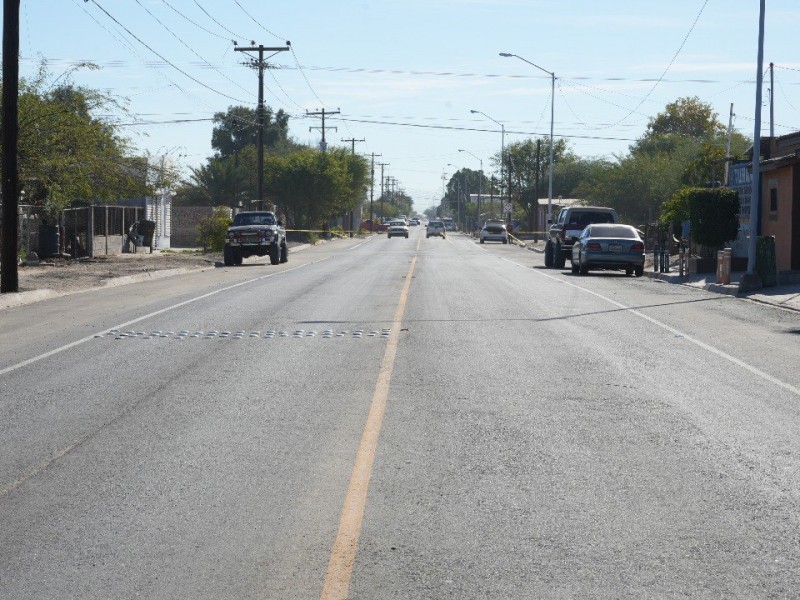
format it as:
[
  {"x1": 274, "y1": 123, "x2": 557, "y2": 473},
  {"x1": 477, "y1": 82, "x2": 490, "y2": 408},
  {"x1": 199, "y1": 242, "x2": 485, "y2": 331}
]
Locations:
[
  {"x1": 160, "y1": 0, "x2": 231, "y2": 41},
  {"x1": 87, "y1": 0, "x2": 251, "y2": 104},
  {"x1": 133, "y1": 0, "x2": 251, "y2": 97},
  {"x1": 192, "y1": 0, "x2": 248, "y2": 40},
  {"x1": 334, "y1": 116, "x2": 637, "y2": 142},
  {"x1": 605, "y1": 0, "x2": 711, "y2": 128},
  {"x1": 230, "y1": 0, "x2": 286, "y2": 42}
]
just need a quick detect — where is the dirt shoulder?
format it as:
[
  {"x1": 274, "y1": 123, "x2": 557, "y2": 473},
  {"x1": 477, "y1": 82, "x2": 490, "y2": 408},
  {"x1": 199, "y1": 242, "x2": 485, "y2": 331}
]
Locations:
[{"x1": 11, "y1": 251, "x2": 221, "y2": 296}]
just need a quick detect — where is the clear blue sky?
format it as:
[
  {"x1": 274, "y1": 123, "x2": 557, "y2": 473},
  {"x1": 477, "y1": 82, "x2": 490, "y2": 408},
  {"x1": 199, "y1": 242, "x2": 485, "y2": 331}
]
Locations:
[{"x1": 11, "y1": 1, "x2": 800, "y2": 213}]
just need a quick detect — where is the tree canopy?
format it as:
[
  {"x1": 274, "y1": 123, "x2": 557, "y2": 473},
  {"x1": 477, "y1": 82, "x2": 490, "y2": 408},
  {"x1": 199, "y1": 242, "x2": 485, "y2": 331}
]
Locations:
[
  {"x1": 7, "y1": 62, "x2": 148, "y2": 219},
  {"x1": 210, "y1": 105, "x2": 292, "y2": 159}
]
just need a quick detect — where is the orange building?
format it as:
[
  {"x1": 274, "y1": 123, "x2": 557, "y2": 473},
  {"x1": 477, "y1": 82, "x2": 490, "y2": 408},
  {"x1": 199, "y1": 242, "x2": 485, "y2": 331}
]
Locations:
[{"x1": 760, "y1": 133, "x2": 800, "y2": 273}]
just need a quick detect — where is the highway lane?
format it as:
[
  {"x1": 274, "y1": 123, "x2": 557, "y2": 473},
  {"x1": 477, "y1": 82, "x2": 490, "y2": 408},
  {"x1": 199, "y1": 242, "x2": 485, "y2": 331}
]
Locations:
[{"x1": 2, "y1": 229, "x2": 800, "y2": 598}]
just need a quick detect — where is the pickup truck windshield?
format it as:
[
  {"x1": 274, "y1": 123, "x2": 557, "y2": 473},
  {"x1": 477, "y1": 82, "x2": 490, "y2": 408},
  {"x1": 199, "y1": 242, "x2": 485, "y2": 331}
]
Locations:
[{"x1": 233, "y1": 213, "x2": 276, "y2": 226}]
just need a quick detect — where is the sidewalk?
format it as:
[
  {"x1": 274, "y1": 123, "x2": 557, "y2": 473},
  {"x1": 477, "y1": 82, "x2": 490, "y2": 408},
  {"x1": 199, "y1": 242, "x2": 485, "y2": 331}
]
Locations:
[
  {"x1": 645, "y1": 267, "x2": 800, "y2": 313},
  {"x1": 521, "y1": 239, "x2": 800, "y2": 313}
]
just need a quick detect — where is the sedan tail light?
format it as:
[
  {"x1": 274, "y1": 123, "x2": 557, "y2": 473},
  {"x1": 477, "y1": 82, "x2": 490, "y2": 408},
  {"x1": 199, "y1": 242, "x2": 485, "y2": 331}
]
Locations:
[
  {"x1": 586, "y1": 242, "x2": 602, "y2": 251},
  {"x1": 631, "y1": 241, "x2": 645, "y2": 252}
]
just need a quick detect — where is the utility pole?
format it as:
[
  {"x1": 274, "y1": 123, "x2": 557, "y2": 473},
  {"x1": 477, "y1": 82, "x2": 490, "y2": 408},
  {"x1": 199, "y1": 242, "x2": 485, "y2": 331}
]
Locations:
[
  {"x1": 342, "y1": 138, "x2": 365, "y2": 232},
  {"x1": 342, "y1": 138, "x2": 364, "y2": 155},
  {"x1": 307, "y1": 108, "x2": 340, "y2": 152},
  {"x1": 377, "y1": 163, "x2": 389, "y2": 222},
  {"x1": 235, "y1": 42, "x2": 290, "y2": 210},
  {"x1": 533, "y1": 139, "x2": 541, "y2": 237},
  {"x1": 769, "y1": 62, "x2": 775, "y2": 140},
  {"x1": 745, "y1": 0, "x2": 766, "y2": 284},
  {"x1": 1, "y1": 0, "x2": 20, "y2": 293},
  {"x1": 725, "y1": 104, "x2": 734, "y2": 187},
  {"x1": 369, "y1": 153, "x2": 381, "y2": 223}
]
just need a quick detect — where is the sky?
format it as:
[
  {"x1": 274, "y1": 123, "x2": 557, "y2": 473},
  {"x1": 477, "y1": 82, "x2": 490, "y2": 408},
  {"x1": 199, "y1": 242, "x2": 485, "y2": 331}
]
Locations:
[{"x1": 10, "y1": 1, "x2": 800, "y2": 213}]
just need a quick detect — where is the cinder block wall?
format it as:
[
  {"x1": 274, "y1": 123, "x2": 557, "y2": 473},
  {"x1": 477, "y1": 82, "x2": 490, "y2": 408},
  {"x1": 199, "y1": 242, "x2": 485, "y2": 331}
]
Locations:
[{"x1": 171, "y1": 206, "x2": 217, "y2": 248}]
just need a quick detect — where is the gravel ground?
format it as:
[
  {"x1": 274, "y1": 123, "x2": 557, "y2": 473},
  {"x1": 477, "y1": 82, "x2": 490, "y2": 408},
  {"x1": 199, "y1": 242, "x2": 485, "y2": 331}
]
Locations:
[{"x1": 10, "y1": 251, "x2": 221, "y2": 294}]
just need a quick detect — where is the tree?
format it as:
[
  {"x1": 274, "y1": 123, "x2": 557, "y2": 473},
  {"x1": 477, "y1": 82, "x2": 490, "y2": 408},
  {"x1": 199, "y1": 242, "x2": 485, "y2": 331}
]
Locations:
[
  {"x1": 211, "y1": 105, "x2": 291, "y2": 159},
  {"x1": 181, "y1": 146, "x2": 257, "y2": 208},
  {"x1": 265, "y1": 148, "x2": 369, "y2": 229},
  {"x1": 8, "y1": 62, "x2": 148, "y2": 220},
  {"x1": 576, "y1": 97, "x2": 751, "y2": 224}
]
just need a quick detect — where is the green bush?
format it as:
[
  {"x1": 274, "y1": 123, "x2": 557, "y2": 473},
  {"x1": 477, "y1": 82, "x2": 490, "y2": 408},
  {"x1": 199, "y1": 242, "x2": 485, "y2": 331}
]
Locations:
[
  {"x1": 688, "y1": 187, "x2": 739, "y2": 249},
  {"x1": 196, "y1": 207, "x2": 231, "y2": 252}
]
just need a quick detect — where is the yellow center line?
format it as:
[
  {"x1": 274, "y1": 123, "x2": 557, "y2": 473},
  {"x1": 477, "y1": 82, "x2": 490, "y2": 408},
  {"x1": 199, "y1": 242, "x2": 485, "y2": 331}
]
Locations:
[{"x1": 320, "y1": 239, "x2": 420, "y2": 600}]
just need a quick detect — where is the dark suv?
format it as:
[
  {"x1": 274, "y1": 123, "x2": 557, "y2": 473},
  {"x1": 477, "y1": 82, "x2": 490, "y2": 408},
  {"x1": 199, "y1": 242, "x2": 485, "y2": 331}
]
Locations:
[
  {"x1": 545, "y1": 206, "x2": 618, "y2": 268},
  {"x1": 224, "y1": 211, "x2": 287, "y2": 266}
]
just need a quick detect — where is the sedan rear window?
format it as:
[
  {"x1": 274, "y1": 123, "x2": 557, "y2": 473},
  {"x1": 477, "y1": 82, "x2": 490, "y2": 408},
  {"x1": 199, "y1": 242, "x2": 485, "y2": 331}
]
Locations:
[{"x1": 589, "y1": 224, "x2": 638, "y2": 238}]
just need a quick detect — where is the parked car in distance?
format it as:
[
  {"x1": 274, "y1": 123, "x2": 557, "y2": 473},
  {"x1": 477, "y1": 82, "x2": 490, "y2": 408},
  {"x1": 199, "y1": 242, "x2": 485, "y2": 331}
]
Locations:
[
  {"x1": 387, "y1": 219, "x2": 410, "y2": 239},
  {"x1": 546, "y1": 206, "x2": 619, "y2": 268},
  {"x1": 570, "y1": 223, "x2": 645, "y2": 277},
  {"x1": 360, "y1": 219, "x2": 388, "y2": 232},
  {"x1": 480, "y1": 220, "x2": 508, "y2": 244},
  {"x1": 426, "y1": 220, "x2": 446, "y2": 238}
]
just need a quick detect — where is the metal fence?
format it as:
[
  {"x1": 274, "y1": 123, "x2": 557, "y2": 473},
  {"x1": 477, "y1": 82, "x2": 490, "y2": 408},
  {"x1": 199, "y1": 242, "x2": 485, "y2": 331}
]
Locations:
[{"x1": 63, "y1": 205, "x2": 145, "y2": 257}]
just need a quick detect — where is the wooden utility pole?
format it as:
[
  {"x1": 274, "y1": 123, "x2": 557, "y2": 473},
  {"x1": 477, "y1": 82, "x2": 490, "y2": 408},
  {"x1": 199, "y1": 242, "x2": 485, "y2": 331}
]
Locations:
[
  {"x1": 235, "y1": 42, "x2": 290, "y2": 210},
  {"x1": 341, "y1": 139, "x2": 364, "y2": 231},
  {"x1": 377, "y1": 162, "x2": 389, "y2": 222},
  {"x1": 1, "y1": 0, "x2": 20, "y2": 293},
  {"x1": 369, "y1": 153, "x2": 381, "y2": 222},
  {"x1": 307, "y1": 108, "x2": 340, "y2": 152}
]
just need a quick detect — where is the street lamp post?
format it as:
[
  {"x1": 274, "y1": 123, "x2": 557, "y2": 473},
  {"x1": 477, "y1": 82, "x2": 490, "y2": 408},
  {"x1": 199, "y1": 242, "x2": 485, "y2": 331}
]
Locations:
[
  {"x1": 459, "y1": 149, "x2": 482, "y2": 231},
  {"x1": 470, "y1": 109, "x2": 505, "y2": 224},
  {"x1": 500, "y1": 52, "x2": 555, "y2": 226}
]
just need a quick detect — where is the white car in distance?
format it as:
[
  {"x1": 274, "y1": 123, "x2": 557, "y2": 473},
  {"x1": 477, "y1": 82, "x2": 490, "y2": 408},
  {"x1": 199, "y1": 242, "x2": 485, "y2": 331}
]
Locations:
[{"x1": 387, "y1": 219, "x2": 410, "y2": 239}]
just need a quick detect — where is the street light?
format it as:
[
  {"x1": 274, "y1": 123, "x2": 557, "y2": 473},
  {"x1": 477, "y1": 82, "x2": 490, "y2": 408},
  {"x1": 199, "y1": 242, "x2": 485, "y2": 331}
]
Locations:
[
  {"x1": 500, "y1": 52, "x2": 555, "y2": 227},
  {"x1": 458, "y1": 149, "x2": 482, "y2": 230},
  {"x1": 470, "y1": 109, "x2": 506, "y2": 222}
]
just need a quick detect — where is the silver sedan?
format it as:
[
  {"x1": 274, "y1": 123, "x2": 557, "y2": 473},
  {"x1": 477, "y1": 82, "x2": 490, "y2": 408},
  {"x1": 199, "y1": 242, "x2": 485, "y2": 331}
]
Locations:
[{"x1": 570, "y1": 223, "x2": 645, "y2": 276}]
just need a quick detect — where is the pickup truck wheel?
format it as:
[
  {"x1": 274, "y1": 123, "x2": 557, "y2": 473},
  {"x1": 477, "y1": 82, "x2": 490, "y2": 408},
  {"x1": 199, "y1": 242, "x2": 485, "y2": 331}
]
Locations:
[
  {"x1": 223, "y1": 245, "x2": 234, "y2": 266},
  {"x1": 279, "y1": 241, "x2": 288, "y2": 263},
  {"x1": 233, "y1": 249, "x2": 243, "y2": 265},
  {"x1": 269, "y1": 244, "x2": 280, "y2": 265},
  {"x1": 544, "y1": 241, "x2": 554, "y2": 267},
  {"x1": 554, "y1": 244, "x2": 566, "y2": 268}
]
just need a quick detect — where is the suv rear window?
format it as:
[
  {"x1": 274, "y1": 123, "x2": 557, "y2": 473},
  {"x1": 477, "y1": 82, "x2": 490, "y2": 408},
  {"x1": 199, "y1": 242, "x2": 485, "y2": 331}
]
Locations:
[{"x1": 568, "y1": 211, "x2": 614, "y2": 226}]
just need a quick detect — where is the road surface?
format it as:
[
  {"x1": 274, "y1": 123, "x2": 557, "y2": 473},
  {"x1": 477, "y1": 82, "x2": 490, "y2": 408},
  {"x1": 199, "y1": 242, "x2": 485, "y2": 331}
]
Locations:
[{"x1": 2, "y1": 230, "x2": 799, "y2": 598}]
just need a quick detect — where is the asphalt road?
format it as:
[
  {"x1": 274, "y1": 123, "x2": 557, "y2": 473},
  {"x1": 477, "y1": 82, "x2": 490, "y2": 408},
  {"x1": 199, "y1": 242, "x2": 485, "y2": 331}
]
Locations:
[{"x1": 2, "y1": 229, "x2": 800, "y2": 599}]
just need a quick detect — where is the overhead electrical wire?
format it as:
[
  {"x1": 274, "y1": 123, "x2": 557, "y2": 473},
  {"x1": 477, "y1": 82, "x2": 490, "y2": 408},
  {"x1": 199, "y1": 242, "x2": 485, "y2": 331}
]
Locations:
[
  {"x1": 87, "y1": 0, "x2": 251, "y2": 104},
  {"x1": 133, "y1": 0, "x2": 251, "y2": 97},
  {"x1": 160, "y1": 0, "x2": 231, "y2": 41},
  {"x1": 192, "y1": 0, "x2": 248, "y2": 40},
  {"x1": 604, "y1": 0, "x2": 711, "y2": 127},
  {"x1": 331, "y1": 116, "x2": 637, "y2": 142}
]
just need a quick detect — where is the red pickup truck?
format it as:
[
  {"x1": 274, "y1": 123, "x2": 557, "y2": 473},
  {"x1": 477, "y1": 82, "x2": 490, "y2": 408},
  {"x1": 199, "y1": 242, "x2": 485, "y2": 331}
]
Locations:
[{"x1": 360, "y1": 219, "x2": 388, "y2": 232}]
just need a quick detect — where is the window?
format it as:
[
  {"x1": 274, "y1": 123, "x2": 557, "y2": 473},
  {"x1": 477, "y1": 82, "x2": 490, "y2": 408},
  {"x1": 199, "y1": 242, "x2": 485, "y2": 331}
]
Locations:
[{"x1": 770, "y1": 188, "x2": 778, "y2": 212}]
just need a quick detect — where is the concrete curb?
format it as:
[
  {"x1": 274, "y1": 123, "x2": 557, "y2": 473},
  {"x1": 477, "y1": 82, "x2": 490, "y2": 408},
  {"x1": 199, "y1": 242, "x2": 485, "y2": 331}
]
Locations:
[{"x1": 1, "y1": 243, "x2": 313, "y2": 311}]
